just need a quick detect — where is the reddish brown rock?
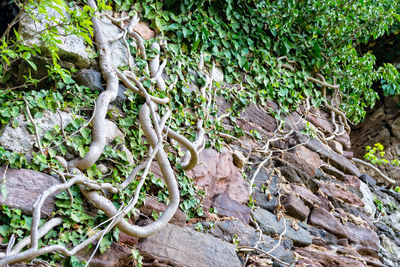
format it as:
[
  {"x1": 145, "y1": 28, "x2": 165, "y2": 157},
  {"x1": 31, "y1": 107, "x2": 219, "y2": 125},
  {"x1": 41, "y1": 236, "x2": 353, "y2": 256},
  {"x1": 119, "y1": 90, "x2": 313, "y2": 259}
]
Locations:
[
  {"x1": 295, "y1": 247, "x2": 368, "y2": 267},
  {"x1": 139, "y1": 195, "x2": 187, "y2": 226},
  {"x1": 295, "y1": 132, "x2": 361, "y2": 176},
  {"x1": 134, "y1": 21, "x2": 155, "y2": 40},
  {"x1": 318, "y1": 183, "x2": 364, "y2": 207},
  {"x1": 343, "y1": 175, "x2": 360, "y2": 188},
  {"x1": 187, "y1": 148, "x2": 249, "y2": 207},
  {"x1": 345, "y1": 222, "x2": 380, "y2": 257},
  {"x1": 119, "y1": 224, "x2": 139, "y2": 246},
  {"x1": 308, "y1": 207, "x2": 348, "y2": 238},
  {"x1": 77, "y1": 242, "x2": 133, "y2": 267},
  {"x1": 337, "y1": 238, "x2": 349, "y2": 246},
  {"x1": 343, "y1": 150, "x2": 354, "y2": 159},
  {"x1": 240, "y1": 104, "x2": 277, "y2": 133},
  {"x1": 291, "y1": 184, "x2": 323, "y2": 207},
  {"x1": 320, "y1": 164, "x2": 346, "y2": 180},
  {"x1": 282, "y1": 193, "x2": 310, "y2": 220},
  {"x1": 282, "y1": 146, "x2": 320, "y2": 176},
  {"x1": 212, "y1": 193, "x2": 251, "y2": 224},
  {"x1": 306, "y1": 108, "x2": 351, "y2": 150},
  {"x1": 0, "y1": 167, "x2": 61, "y2": 217}
]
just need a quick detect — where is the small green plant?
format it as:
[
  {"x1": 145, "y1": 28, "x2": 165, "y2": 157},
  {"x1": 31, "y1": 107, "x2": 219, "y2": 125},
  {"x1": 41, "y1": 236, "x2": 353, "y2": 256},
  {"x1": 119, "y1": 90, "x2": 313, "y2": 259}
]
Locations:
[
  {"x1": 374, "y1": 197, "x2": 386, "y2": 215},
  {"x1": 131, "y1": 249, "x2": 143, "y2": 267},
  {"x1": 232, "y1": 234, "x2": 240, "y2": 250},
  {"x1": 364, "y1": 143, "x2": 400, "y2": 166}
]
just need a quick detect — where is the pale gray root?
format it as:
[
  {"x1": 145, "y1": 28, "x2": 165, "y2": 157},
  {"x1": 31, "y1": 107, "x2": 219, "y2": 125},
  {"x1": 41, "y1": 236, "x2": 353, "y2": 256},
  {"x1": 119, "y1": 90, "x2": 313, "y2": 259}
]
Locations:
[
  {"x1": 81, "y1": 104, "x2": 180, "y2": 238},
  {"x1": 8, "y1": 218, "x2": 63, "y2": 255},
  {"x1": 0, "y1": 229, "x2": 107, "y2": 266},
  {"x1": 116, "y1": 70, "x2": 169, "y2": 104},
  {"x1": 306, "y1": 76, "x2": 340, "y2": 92},
  {"x1": 0, "y1": 175, "x2": 119, "y2": 265},
  {"x1": 162, "y1": 126, "x2": 198, "y2": 170},
  {"x1": 120, "y1": 111, "x2": 171, "y2": 189},
  {"x1": 181, "y1": 55, "x2": 213, "y2": 166},
  {"x1": 23, "y1": 98, "x2": 44, "y2": 154},
  {"x1": 68, "y1": 0, "x2": 119, "y2": 171},
  {"x1": 150, "y1": 42, "x2": 167, "y2": 91},
  {"x1": 352, "y1": 158, "x2": 396, "y2": 185},
  {"x1": 30, "y1": 175, "x2": 118, "y2": 249},
  {"x1": 122, "y1": 70, "x2": 198, "y2": 170},
  {"x1": 0, "y1": 1, "x2": 199, "y2": 264},
  {"x1": 306, "y1": 75, "x2": 350, "y2": 133}
]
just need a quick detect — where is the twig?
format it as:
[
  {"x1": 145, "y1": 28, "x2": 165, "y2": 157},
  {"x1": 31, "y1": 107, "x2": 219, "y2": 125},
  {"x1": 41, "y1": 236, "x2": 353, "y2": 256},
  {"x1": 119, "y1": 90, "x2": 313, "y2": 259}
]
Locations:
[
  {"x1": 238, "y1": 246, "x2": 290, "y2": 266},
  {"x1": 23, "y1": 97, "x2": 44, "y2": 155}
]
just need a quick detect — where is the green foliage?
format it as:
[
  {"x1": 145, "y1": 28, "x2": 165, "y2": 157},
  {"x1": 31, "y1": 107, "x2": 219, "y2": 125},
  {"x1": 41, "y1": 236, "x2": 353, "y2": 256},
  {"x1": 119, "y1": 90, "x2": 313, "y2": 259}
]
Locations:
[
  {"x1": 137, "y1": 0, "x2": 400, "y2": 123},
  {"x1": 364, "y1": 143, "x2": 400, "y2": 166}
]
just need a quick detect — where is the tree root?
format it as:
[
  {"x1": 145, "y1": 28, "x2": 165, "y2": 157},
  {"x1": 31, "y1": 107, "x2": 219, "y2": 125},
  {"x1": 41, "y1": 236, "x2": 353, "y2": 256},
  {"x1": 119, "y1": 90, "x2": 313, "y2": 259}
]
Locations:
[{"x1": 352, "y1": 158, "x2": 396, "y2": 185}]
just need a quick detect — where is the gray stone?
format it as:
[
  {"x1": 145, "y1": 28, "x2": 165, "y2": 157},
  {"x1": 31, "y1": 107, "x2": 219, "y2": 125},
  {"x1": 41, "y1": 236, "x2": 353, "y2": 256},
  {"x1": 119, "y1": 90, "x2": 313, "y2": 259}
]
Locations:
[
  {"x1": 208, "y1": 220, "x2": 295, "y2": 266},
  {"x1": 0, "y1": 111, "x2": 74, "y2": 158},
  {"x1": 73, "y1": 69, "x2": 103, "y2": 91},
  {"x1": 359, "y1": 174, "x2": 377, "y2": 186},
  {"x1": 382, "y1": 211, "x2": 400, "y2": 233},
  {"x1": 213, "y1": 67, "x2": 224, "y2": 82},
  {"x1": 250, "y1": 167, "x2": 279, "y2": 212},
  {"x1": 19, "y1": 3, "x2": 92, "y2": 68},
  {"x1": 0, "y1": 167, "x2": 60, "y2": 217},
  {"x1": 136, "y1": 223, "x2": 242, "y2": 267},
  {"x1": 252, "y1": 208, "x2": 312, "y2": 246},
  {"x1": 276, "y1": 159, "x2": 319, "y2": 192},
  {"x1": 380, "y1": 234, "x2": 400, "y2": 262},
  {"x1": 99, "y1": 16, "x2": 135, "y2": 68},
  {"x1": 359, "y1": 181, "x2": 376, "y2": 216},
  {"x1": 73, "y1": 69, "x2": 128, "y2": 108}
]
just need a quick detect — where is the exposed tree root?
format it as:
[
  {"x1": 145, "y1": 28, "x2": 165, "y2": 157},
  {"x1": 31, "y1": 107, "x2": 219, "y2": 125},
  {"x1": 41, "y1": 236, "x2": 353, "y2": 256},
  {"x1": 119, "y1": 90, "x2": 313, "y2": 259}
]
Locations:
[{"x1": 352, "y1": 158, "x2": 396, "y2": 185}]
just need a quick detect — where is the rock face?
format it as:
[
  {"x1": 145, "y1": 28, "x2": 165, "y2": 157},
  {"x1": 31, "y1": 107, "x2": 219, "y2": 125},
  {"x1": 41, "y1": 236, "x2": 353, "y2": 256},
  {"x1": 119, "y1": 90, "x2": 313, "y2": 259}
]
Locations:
[
  {"x1": 136, "y1": 223, "x2": 242, "y2": 267},
  {"x1": 351, "y1": 95, "x2": 400, "y2": 181},
  {"x1": 282, "y1": 193, "x2": 310, "y2": 220},
  {"x1": 0, "y1": 167, "x2": 60, "y2": 217},
  {"x1": 19, "y1": 3, "x2": 92, "y2": 68},
  {"x1": 0, "y1": 110, "x2": 74, "y2": 158}
]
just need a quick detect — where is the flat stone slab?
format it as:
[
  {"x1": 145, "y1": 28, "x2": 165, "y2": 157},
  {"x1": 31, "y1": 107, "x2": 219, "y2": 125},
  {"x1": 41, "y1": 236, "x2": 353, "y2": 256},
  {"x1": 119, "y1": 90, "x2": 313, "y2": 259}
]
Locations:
[
  {"x1": 208, "y1": 220, "x2": 295, "y2": 266},
  {"x1": 136, "y1": 223, "x2": 242, "y2": 267},
  {"x1": 252, "y1": 208, "x2": 312, "y2": 246},
  {"x1": 0, "y1": 167, "x2": 61, "y2": 217}
]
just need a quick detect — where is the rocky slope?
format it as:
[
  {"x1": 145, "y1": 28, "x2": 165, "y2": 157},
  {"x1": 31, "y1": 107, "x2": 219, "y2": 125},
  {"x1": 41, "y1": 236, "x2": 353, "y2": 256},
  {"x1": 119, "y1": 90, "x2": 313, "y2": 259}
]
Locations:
[
  {"x1": 0, "y1": 4, "x2": 400, "y2": 267},
  {"x1": 2, "y1": 90, "x2": 400, "y2": 266}
]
